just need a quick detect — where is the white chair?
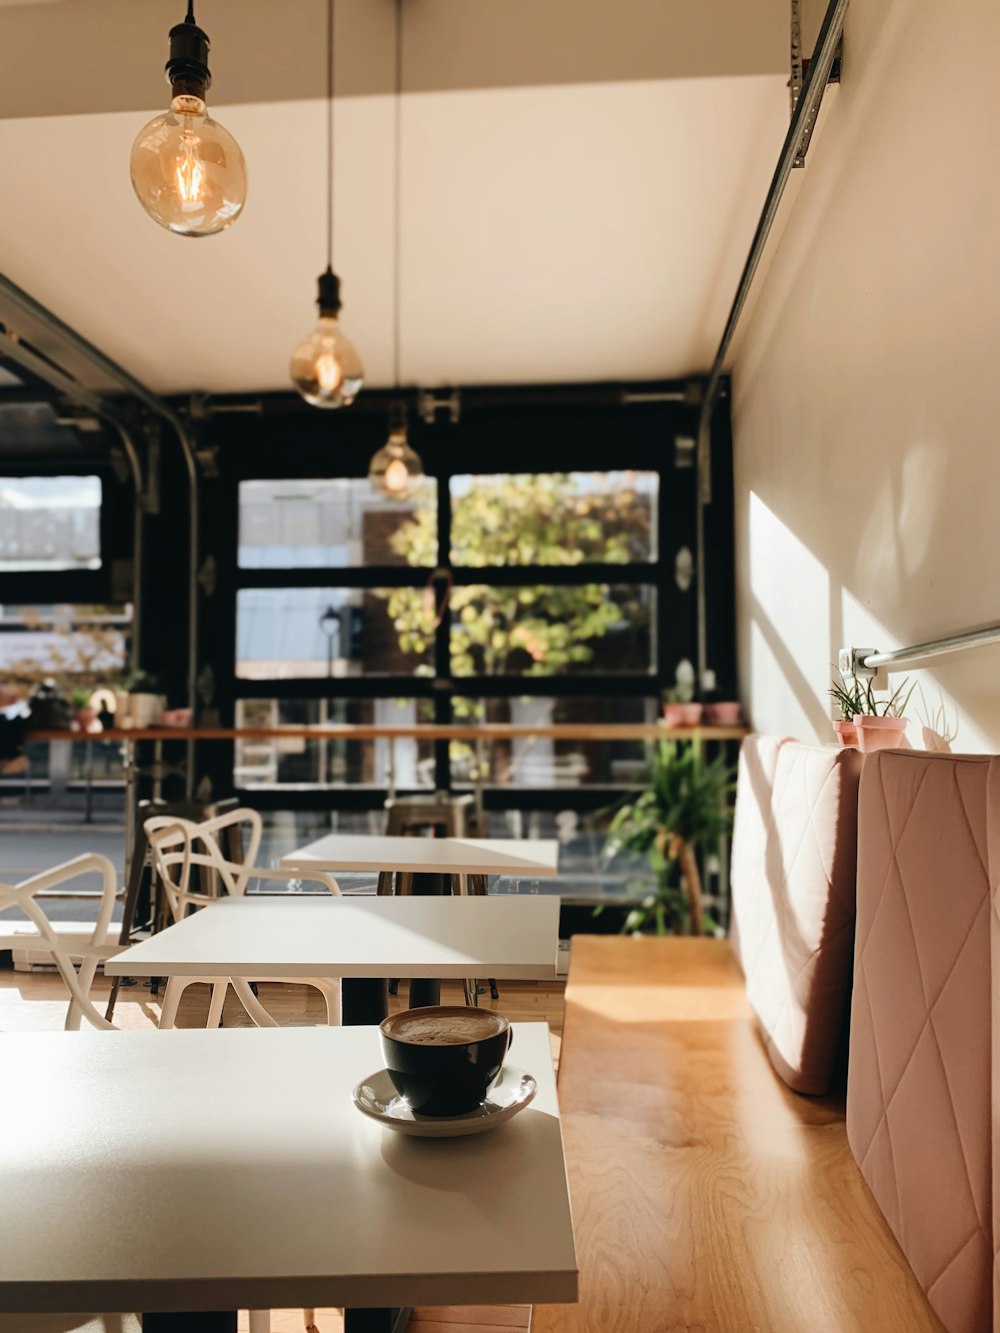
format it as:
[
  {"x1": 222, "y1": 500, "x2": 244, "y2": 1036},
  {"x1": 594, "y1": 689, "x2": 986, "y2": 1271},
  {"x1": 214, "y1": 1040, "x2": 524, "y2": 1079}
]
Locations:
[
  {"x1": 144, "y1": 806, "x2": 342, "y2": 1030},
  {"x1": 0, "y1": 853, "x2": 119, "y2": 1031},
  {"x1": 0, "y1": 853, "x2": 282, "y2": 1333}
]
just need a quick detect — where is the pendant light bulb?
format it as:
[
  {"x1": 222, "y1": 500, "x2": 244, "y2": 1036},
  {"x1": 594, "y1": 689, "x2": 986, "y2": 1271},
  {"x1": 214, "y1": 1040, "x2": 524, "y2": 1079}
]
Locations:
[
  {"x1": 369, "y1": 402, "x2": 423, "y2": 497},
  {"x1": 290, "y1": 268, "x2": 364, "y2": 409},
  {"x1": 130, "y1": 6, "x2": 247, "y2": 237}
]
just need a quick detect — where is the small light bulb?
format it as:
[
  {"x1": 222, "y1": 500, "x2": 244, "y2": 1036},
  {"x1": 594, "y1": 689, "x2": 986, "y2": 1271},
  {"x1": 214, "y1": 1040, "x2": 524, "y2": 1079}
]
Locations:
[
  {"x1": 290, "y1": 317, "x2": 363, "y2": 409},
  {"x1": 291, "y1": 269, "x2": 364, "y2": 409},
  {"x1": 369, "y1": 411, "x2": 424, "y2": 498}
]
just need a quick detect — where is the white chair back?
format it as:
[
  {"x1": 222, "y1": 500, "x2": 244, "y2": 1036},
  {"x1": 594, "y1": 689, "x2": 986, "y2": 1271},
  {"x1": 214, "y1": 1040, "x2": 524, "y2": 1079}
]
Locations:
[
  {"x1": 0, "y1": 854, "x2": 118, "y2": 1030},
  {"x1": 146, "y1": 806, "x2": 264, "y2": 922}
]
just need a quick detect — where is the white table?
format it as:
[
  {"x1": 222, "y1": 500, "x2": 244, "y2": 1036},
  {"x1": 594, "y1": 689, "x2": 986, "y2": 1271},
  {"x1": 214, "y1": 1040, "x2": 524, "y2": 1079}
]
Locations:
[
  {"x1": 280, "y1": 834, "x2": 560, "y2": 878},
  {"x1": 277, "y1": 835, "x2": 560, "y2": 1016},
  {"x1": 105, "y1": 896, "x2": 560, "y2": 981},
  {"x1": 0, "y1": 1024, "x2": 576, "y2": 1330}
]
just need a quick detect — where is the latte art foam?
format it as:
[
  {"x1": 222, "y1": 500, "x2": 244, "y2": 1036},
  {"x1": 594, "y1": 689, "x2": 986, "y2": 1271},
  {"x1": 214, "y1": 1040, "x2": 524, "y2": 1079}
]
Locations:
[{"x1": 387, "y1": 1010, "x2": 507, "y2": 1046}]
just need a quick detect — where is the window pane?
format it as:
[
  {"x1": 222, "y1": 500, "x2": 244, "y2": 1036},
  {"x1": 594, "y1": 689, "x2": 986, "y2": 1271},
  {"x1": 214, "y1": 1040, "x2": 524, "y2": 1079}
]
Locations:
[
  {"x1": 0, "y1": 603, "x2": 128, "y2": 685},
  {"x1": 238, "y1": 478, "x2": 437, "y2": 568},
  {"x1": 0, "y1": 476, "x2": 101, "y2": 572},
  {"x1": 449, "y1": 583, "x2": 654, "y2": 677},
  {"x1": 449, "y1": 471, "x2": 657, "y2": 567},
  {"x1": 235, "y1": 697, "x2": 436, "y2": 789},
  {"x1": 236, "y1": 588, "x2": 435, "y2": 679},
  {"x1": 451, "y1": 695, "x2": 656, "y2": 788}
]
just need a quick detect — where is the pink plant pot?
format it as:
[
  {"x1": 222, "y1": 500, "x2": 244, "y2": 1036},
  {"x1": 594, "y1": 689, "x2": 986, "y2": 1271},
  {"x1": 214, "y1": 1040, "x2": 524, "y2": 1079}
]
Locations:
[
  {"x1": 707, "y1": 702, "x2": 742, "y2": 725},
  {"x1": 663, "y1": 703, "x2": 686, "y2": 726},
  {"x1": 677, "y1": 703, "x2": 703, "y2": 726},
  {"x1": 832, "y1": 719, "x2": 858, "y2": 748},
  {"x1": 74, "y1": 708, "x2": 98, "y2": 732},
  {"x1": 855, "y1": 715, "x2": 907, "y2": 753}
]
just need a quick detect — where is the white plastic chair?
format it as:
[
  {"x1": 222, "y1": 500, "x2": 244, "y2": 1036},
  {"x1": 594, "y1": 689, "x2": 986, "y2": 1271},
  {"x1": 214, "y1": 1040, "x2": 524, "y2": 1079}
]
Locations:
[
  {"x1": 145, "y1": 806, "x2": 342, "y2": 1030},
  {"x1": 0, "y1": 853, "x2": 120, "y2": 1031}
]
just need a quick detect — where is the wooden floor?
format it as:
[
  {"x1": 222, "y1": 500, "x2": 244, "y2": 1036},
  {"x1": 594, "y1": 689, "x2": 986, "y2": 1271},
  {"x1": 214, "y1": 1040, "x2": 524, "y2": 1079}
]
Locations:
[{"x1": 0, "y1": 966, "x2": 562, "y2": 1333}]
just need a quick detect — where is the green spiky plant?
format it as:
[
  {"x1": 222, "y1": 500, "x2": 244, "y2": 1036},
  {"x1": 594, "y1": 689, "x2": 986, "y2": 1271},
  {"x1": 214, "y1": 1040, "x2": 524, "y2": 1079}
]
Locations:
[
  {"x1": 602, "y1": 738, "x2": 736, "y2": 935},
  {"x1": 828, "y1": 669, "x2": 865, "y2": 721}
]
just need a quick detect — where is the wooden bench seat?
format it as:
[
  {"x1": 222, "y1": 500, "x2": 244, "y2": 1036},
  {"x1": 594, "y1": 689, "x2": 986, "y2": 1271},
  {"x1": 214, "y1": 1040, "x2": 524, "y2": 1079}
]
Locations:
[{"x1": 532, "y1": 937, "x2": 943, "y2": 1333}]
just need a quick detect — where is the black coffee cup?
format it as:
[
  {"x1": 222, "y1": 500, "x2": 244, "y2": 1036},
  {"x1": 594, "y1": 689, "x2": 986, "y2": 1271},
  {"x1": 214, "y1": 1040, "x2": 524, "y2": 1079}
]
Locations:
[{"x1": 379, "y1": 1005, "x2": 513, "y2": 1116}]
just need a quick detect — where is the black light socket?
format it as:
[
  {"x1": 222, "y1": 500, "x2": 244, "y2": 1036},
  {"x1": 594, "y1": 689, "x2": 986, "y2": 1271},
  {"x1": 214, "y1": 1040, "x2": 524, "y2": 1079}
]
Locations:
[
  {"x1": 166, "y1": 17, "x2": 212, "y2": 99},
  {"x1": 317, "y1": 267, "x2": 343, "y2": 317}
]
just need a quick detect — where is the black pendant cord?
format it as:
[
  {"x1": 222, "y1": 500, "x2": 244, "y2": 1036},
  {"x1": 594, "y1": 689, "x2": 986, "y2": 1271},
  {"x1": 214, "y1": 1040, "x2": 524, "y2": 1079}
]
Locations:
[
  {"x1": 186, "y1": 0, "x2": 195, "y2": 22},
  {"x1": 327, "y1": 0, "x2": 335, "y2": 274},
  {"x1": 392, "y1": 0, "x2": 403, "y2": 391}
]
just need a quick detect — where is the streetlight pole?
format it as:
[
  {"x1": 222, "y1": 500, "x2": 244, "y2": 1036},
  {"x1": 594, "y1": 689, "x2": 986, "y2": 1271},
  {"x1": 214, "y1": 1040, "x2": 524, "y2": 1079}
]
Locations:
[{"x1": 318, "y1": 605, "x2": 340, "y2": 787}]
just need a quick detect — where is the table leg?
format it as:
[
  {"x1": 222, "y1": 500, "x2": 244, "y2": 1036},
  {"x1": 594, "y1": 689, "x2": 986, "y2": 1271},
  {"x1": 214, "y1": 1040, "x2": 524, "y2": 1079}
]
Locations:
[
  {"x1": 342, "y1": 977, "x2": 389, "y2": 1025},
  {"x1": 345, "y1": 1305, "x2": 412, "y2": 1331},
  {"x1": 143, "y1": 1314, "x2": 236, "y2": 1331},
  {"x1": 407, "y1": 872, "x2": 446, "y2": 1010}
]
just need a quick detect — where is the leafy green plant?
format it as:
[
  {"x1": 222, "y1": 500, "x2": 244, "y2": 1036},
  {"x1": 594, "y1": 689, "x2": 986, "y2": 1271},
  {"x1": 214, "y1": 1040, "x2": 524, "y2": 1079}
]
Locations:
[
  {"x1": 861, "y1": 676, "x2": 915, "y2": 718},
  {"x1": 829, "y1": 669, "x2": 864, "y2": 720},
  {"x1": 70, "y1": 688, "x2": 93, "y2": 710},
  {"x1": 602, "y1": 738, "x2": 736, "y2": 936},
  {"x1": 122, "y1": 669, "x2": 163, "y2": 694}
]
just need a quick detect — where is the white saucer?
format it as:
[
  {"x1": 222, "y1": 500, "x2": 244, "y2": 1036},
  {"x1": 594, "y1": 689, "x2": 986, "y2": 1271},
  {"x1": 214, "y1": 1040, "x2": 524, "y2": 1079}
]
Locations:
[{"x1": 352, "y1": 1064, "x2": 537, "y2": 1137}]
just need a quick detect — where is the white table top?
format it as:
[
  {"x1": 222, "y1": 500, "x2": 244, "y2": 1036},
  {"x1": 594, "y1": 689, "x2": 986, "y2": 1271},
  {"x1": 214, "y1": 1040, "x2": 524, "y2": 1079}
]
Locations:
[
  {"x1": 0, "y1": 1025, "x2": 576, "y2": 1313},
  {"x1": 280, "y1": 834, "x2": 560, "y2": 877},
  {"x1": 105, "y1": 895, "x2": 560, "y2": 980}
]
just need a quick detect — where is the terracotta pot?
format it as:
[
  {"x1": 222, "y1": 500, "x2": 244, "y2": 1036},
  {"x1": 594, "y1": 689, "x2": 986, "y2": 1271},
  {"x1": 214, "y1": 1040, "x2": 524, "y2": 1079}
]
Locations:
[
  {"x1": 73, "y1": 708, "x2": 98, "y2": 731},
  {"x1": 663, "y1": 702, "x2": 687, "y2": 726},
  {"x1": 707, "y1": 702, "x2": 742, "y2": 725},
  {"x1": 832, "y1": 719, "x2": 858, "y2": 748},
  {"x1": 855, "y1": 715, "x2": 907, "y2": 754}
]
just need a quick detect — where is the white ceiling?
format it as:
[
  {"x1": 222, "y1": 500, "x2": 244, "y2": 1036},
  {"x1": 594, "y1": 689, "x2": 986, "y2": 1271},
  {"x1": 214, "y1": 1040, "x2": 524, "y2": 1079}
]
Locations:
[{"x1": 0, "y1": 0, "x2": 791, "y2": 396}]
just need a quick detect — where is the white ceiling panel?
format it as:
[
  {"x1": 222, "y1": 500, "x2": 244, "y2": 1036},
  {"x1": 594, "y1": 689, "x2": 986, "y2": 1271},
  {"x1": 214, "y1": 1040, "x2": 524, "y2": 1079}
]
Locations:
[{"x1": 0, "y1": 73, "x2": 787, "y2": 394}]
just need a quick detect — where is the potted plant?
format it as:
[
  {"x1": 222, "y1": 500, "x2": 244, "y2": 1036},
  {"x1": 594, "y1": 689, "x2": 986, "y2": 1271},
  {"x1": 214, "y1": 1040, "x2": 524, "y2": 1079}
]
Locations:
[
  {"x1": 662, "y1": 687, "x2": 703, "y2": 728},
  {"x1": 854, "y1": 677, "x2": 915, "y2": 753},
  {"x1": 603, "y1": 738, "x2": 736, "y2": 935},
  {"x1": 70, "y1": 688, "x2": 98, "y2": 731},
  {"x1": 828, "y1": 670, "x2": 864, "y2": 747},
  {"x1": 119, "y1": 670, "x2": 167, "y2": 728}
]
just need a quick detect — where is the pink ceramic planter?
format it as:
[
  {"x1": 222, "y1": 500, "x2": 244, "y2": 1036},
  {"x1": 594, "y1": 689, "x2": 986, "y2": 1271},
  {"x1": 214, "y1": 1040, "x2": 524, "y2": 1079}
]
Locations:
[
  {"x1": 855, "y1": 715, "x2": 907, "y2": 753},
  {"x1": 832, "y1": 719, "x2": 858, "y2": 748},
  {"x1": 706, "y1": 702, "x2": 743, "y2": 725},
  {"x1": 663, "y1": 702, "x2": 704, "y2": 726}
]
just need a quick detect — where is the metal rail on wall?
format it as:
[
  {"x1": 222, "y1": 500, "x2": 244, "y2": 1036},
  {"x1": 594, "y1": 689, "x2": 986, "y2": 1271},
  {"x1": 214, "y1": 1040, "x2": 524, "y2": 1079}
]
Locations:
[
  {"x1": 693, "y1": 0, "x2": 849, "y2": 687},
  {"x1": 843, "y1": 626, "x2": 1000, "y2": 676}
]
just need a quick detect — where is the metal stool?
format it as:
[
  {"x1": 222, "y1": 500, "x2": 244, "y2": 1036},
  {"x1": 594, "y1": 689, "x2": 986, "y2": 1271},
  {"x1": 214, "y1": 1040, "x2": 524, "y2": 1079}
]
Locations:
[{"x1": 380, "y1": 793, "x2": 497, "y2": 1004}]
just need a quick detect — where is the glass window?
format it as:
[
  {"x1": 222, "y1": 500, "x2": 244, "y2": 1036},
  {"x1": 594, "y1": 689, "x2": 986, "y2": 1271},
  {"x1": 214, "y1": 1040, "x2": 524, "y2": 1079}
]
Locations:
[
  {"x1": 448, "y1": 471, "x2": 657, "y2": 567},
  {"x1": 235, "y1": 697, "x2": 436, "y2": 789},
  {"x1": 448, "y1": 583, "x2": 655, "y2": 677},
  {"x1": 0, "y1": 476, "x2": 102, "y2": 572},
  {"x1": 0, "y1": 603, "x2": 128, "y2": 685},
  {"x1": 238, "y1": 478, "x2": 437, "y2": 569},
  {"x1": 235, "y1": 588, "x2": 435, "y2": 680}
]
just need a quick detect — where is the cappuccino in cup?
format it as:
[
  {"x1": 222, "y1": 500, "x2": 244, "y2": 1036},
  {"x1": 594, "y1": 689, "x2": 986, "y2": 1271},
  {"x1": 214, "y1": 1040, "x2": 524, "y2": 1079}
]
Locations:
[{"x1": 380, "y1": 1005, "x2": 512, "y2": 1116}]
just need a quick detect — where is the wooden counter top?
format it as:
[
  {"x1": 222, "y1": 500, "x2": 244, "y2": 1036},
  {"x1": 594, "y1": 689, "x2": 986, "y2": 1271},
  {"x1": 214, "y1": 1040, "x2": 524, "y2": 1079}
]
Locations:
[{"x1": 27, "y1": 722, "x2": 749, "y2": 744}]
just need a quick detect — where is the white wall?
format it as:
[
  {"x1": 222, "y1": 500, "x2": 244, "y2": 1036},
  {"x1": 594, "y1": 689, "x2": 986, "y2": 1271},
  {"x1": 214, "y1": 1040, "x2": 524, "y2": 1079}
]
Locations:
[{"x1": 732, "y1": 0, "x2": 1000, "y2": 752}]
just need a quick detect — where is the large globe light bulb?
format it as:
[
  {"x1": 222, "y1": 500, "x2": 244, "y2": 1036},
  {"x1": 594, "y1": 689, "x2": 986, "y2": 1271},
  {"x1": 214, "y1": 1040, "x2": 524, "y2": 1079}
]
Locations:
[
  {"x1": 291, "y1": 268, "x2": 364, "y2": 409},
  {"x1": 131, "y1": 9, "x2": 246, "y2": 238},
  {"x1": 131, "y1": 95, "x2": 246, "y2": 237}
]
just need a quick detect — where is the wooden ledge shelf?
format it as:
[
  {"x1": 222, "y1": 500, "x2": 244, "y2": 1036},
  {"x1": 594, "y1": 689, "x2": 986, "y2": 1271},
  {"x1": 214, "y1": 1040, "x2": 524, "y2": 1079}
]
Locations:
[
  {"x1": 26, "y1": 723, "x2": 750, "y2": 744},
  {"x1": 531, "y1": 937, "x2": 940, "y2": 1333}
]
